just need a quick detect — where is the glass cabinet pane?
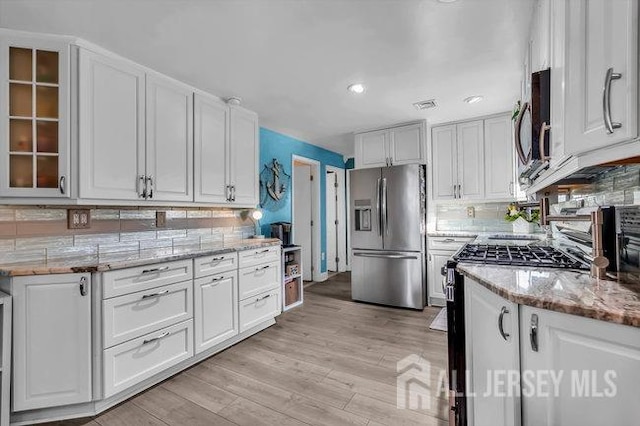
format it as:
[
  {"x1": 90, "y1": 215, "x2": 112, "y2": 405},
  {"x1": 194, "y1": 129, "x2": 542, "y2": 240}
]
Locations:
[
  {"x1": 36, "y1": 50, "x2": 58, "y2": 84},
  {"x1": 10, "y1": 155, "x2": 33, "y2": 188},
  {"x1": 9, "y1": 83, "x2": 32, "y2": 117},
  {"x1": 36, "y1": 156, "x2": 58, "y2": 188},
  {"x1": 36, "y1": 86, "x2": 58, "y2": 118},
  {"x1": 9, "y1": 47, "x2": 32, "y2": 81},
  {"x1": 36, "y1": 121, "x2": 58, "y2": 153},
  {"x1": 10, "y1": 119, "x2": 33, "y2": 152}
]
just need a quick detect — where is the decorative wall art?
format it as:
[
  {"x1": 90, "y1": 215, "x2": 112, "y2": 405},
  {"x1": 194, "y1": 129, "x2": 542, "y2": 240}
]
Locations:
[{"x1": 260, "y1": 158, "x2": 290, "y2": 211}]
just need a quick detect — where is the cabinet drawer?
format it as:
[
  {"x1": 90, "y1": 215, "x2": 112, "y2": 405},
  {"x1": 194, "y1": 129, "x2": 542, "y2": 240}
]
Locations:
[
  {"x1": 238, "y1": 261, "x2": 280, "y2": 300},
  {"x1": 102, "y1": 260, "x2": 192, "y2": 299},
  {"x1": 103, "y1": 320, "x2": 193, "y2": 398},
  {"x1": 194, "y1": 252, "x2": 237, "y2": 278},
  {"x1": 103, "y1": 281, "x2": 193, "y2": 348},
  {"x1": 427, "y1": 236, "x2": 474, "y2": 251},
  {"x1": 239, "y1": 289, "x2": 281, "y2": 333},
  {"x1": 238, "y1": 246, "x2": 281, "y2": 268}
]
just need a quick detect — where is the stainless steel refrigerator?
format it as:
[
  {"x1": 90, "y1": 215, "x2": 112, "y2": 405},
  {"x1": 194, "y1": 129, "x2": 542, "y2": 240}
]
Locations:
[{"x1": 349, "y1": 164, "x2": 426, "y2": 309}]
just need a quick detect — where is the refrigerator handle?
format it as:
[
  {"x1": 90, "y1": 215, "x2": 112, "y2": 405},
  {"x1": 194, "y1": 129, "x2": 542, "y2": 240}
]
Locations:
[
  {"x1": 376, "y1": 177, "x2": 382, "y2": 236},
  {"x1": 382, "y1": 177, "x2": 388, "y2": 236}
]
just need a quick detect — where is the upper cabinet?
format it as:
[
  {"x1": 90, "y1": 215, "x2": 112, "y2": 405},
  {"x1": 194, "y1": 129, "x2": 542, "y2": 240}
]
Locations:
[
  {"x1": 484, "y1": 115, "x2": 516, "y2": 200},
  {"x1": 0, "y1": 34, "x2": 70, "y2": 197},
  {"x1": 354, "y1": 122, "x2": 425, "y2": 169},
  {"x1": 456, "y1": 120, "x2": 485, "y2": 200},
  {"x1": 228, "y1": 106, "x2": 259, "y2": 206},
  {"x1": 431, "y1": 125, "x2": 457, "y2": 201}
]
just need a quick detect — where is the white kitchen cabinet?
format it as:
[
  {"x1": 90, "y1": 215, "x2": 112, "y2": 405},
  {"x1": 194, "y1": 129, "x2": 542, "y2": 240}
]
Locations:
[
  {"x1": 0, "y1": 34, "x2": 71, "y2": 198},
  {"x1": 194, "y1": 93, "x2": 229, "y2": 203},
  {"x1": 228, "y1": 105, "x2": 259, "y2": 206},
  {"x1": 354, "y1": 122, "x2": 425, "y2": 169},
  {"x1": 456, "y1": 120, "x2": 485, "y2": 200},
  {"x1": 484, "y1": 115, "x2": 516, "y2": 199},
  {"x1": 520, "y1": 306, "x2": 640, "y2": 426},
  {"x1": 430, "y1": 124, "x2": 457, "y2": 201},
  {"x1": 78, "y1": 48, "x2": 146, "y2": 201},
  {"x1": 530, "y1": 0, "x2": 551, "y2": 72},
  {"x1": 427, "y1": 251, "x2": 449, "y2": 306},
  {"x1": 465, "y1": 280, "x2": 521, "y2": 426},
  {"x1": 194, "y1": 271, "x2": 238, "y2": 354},
  {"x1": 8, "y1": 273, "x2": 92, "y2": 411},
  {"x1": 548, "y1": 0, "x2": 568, "y2": 168},
  {"x1": 145, "y1": 72, "x2": 193, "y2": 202},
  {"x1": 563, "y1": 0, "x2": 638, "y2": 156}
]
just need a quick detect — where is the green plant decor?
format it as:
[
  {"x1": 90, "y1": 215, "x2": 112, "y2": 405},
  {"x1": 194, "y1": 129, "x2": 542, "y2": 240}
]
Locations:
[{"x1": 505, "y1": 203, "x2": 540, "y2": 223}]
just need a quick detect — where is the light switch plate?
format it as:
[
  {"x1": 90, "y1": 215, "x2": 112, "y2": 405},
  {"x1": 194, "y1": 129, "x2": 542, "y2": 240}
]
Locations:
[
  {"x1": 156, "y1": 211, "x2": 167, "y2": 228},
  {"x1": 68, "y1": 209, "x2": 91, "y2": 229},
  {"x1": 467, "y1": 206, "x2": 475, "y2": 218}
]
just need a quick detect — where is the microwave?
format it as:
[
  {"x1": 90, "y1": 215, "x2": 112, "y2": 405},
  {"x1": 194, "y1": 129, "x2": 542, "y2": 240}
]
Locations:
[{"x1": 515, "y1": 68, "x2": 551, "y2": 184}]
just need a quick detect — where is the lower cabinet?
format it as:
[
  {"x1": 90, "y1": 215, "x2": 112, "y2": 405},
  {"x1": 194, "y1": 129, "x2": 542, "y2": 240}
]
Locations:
[
  {"x1": 239, "y1": 288, "x2": 281, "y2": 333},
  {"x1": 7, "y1": 273, "x2": 92, "y2": 411},
  {"x1": 427, "y1": 251, "x2": 451, "y2": 305},
  {"x1": 194, "y1": 271, "x2": 238, "y2": 354}
]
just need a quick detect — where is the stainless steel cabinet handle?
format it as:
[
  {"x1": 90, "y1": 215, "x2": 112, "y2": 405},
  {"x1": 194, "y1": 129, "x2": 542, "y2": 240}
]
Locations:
[
  {"x1": 458, "y1": 184, "x2": 462, "y2": 199},
  {"x1": 539, "y1": 122, "x2": 551, "y2": 161},
  {"x1": 442, "y1": 238, "x2": 455, "y2": 243},
  {"x1": 211, "y1": 256, "x2": 225, "y2": 261},
  {"x1": 142, "y1": 265, "x2": 170, "y2": 274},
  {"x1": 143, "y1": 331, "x2": 170, "y2": 345},
  {"x1": 59, "y1": 176, "x2": 66, "y2": 195},
  {"x1": 530, "y1": 313, "x2": 539, "y2": 352},
  {"x1": 225, "y1": 185, "x2": 231, "y2": 202},
  {"x1": 255, "y1": 249, "x2": 270, "y2": 255},
  {"x1": 141, "y1": 289, "x2": 169, "y2": 299},
  {"x1": 603, "y1": 67, "x2": 622, "y2": 134},
  {"x1": 256, "y1": 294, "x2": 271, "y2": 302},
  {"x1": 509, "y1": 181, "x2": 514, "y2": 196},
  {"x1": 498, "y1": 306, "x2": 510, "y2": 340},
  {"x1": 79, "y1": 276, "x2": 88, "y2": 296},
  {"x1": 376, "y1": 177, "x2": 382, "y2": 236},
  {"x1": 353, "y1": 252, "x2": 418, "y2": 260},
  {"x1": 147, "y1": 175, "x2": 154, "y2": 199},
  {"x1": 453, "y1": 184, "x2": 457, "y2": 199},
  {"x1": 255, "y1": 265, "x2": 270, "y2": 271},
  {"x1": 138, "y1": 175, "x2": 147, "y2": 198},
  {"x1": 389, "y1": 157, "x2": 393, "y2": 166}
]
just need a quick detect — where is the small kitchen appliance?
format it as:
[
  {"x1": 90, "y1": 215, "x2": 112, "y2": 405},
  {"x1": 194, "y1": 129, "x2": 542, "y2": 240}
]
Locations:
[{"x1": 270, "y1": 222, "x2": 292, "y2": 246}]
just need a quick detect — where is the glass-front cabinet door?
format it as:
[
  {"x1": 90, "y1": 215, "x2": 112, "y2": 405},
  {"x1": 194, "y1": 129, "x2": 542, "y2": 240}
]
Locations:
[{"x1": 0, "y1": 35, "x2": 69, "y2": 197}]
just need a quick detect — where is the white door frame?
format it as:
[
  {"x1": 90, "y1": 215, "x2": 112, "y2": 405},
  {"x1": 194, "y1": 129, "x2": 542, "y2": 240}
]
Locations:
[
  {"x1": 325, "y1": 165, "x2": 347, "y2": 273},
  {"x1": 291, "y1": 155, "x2": 323, "y2": 282}
]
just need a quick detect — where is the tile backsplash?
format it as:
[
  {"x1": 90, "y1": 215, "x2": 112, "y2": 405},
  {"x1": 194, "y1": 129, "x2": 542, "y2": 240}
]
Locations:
[
  {"x1": 434, "y1": 202, "x2": 514, "y2": 232},
  {"x1": 558, "y1": 165, "x2": 640, "y2": 207},
  {"x1": 0, "y1": 206, "x2": 255, "y2": 264}
]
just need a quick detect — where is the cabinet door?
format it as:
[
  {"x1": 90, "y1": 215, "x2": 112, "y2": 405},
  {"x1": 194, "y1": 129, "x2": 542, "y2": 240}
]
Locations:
[
  {"x1": 431, "y1": 125, "x2": 457, "y2": 201},
  {"x1": 194, "y1": 93, "x2": 229, "y2": 203},
  {"x1": 194, "y1": 272, "x2": 238, "y2": 354},
  {"x1": 484, "y1": 115, "x2": 515, "y2": 200},
  {"x1": 229, "y1": 106, "x2": 259, "y2": 206},
  {"x1": 564, "y1": 0, "x2": 638, "y2": 155},
  {"x1": 12, "y1": 273, "x2": 91, "y2": 411},
  {"x1": 0, "y1": 35, "x2": 70, "y2": 197},
  {"x1": 78, "y1": 48, "x2": 145, "y2": 200},
  {"x1": 355, "y1": 130, "x2": 388, "y2": 169},
  {"x1": 521, "y1": 306, "x2": 640, "y2": 426},
  {"x1": 145, "y1": 73, "x2": 194, "y2": 202},
  {"x1": 389, "y1": 123, "x2": 424, "y2": 165},
  {"x1": 456, "y1": 120, "x2": 485, "y2": 200},
  {"x1": 427, "y1": 251, "x2": 451, "y2": 306},
  {"x1": 549, "y1": 0, "x2": 568, "y2": 168},
  {"x1": 465, "y1": 280, "x2": 520, "y2": 426},
  {"x1": 530, "y1": 0, "x2": 551, "y2": 72}
]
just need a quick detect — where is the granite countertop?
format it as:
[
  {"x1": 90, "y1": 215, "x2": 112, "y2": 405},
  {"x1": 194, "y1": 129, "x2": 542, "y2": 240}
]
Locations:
[
  {"x1": 428, "y1": 231, "x2": 480, "y2": 238},
  {"x1": 457, "y1": 263, "x2": 640, "y2": 328},
  {"x1": 428, "y1": 230, "x2": 547, "y2": 239},
  {"x1": 0, "y1": 239, "x2": 282, "y2": 277}
]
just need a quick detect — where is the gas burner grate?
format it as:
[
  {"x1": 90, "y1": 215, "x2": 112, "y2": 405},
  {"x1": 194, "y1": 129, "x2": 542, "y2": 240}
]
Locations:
[{"x1": 453, "y1": 244, "x2": 589, "y2": 270}]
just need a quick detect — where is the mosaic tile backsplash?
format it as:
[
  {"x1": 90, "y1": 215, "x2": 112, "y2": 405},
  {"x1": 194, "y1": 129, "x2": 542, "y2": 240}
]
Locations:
[
  {"x1": 559, "y1": 165, "x2": 640, "y2": 207},
  {"x1": 0, "y1": 207, "x2": 255, "y2": 264},
  {"x1": 435, "y1": 202, "x2": 515, "y2": 232}
]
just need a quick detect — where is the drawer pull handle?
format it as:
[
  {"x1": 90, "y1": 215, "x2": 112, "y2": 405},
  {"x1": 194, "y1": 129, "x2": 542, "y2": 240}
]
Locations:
[
  {"x1": 498, "y1": 306, "x2": 510, "y2": 340},
  {"x1": 255, "y1": 265, "x2": 271, "y2": 271},
  {"x1": 255, "y1": 249, "x2": 270, "y2": 254},
  {"x1": 441, "y1": 238, "x2": 455, "y2": 243},
  {"x1": 142, "y1": 331, "x2": 170, "y2": 345},
  {"x1": 211, "y1": 276, "x2": 225, "y2": 282},
  {"x1": 141, "y1": 289, "x2": 169, "y2": 299},
  {"x1": 211, "y1": 257, "x2": 225, "y2": 261},
  {"x1": 142, "y1": 266, "x2": 170, "y2": 274},
  {"x1": 256, "y1": 294, "x2": 271, "y2": 302}
]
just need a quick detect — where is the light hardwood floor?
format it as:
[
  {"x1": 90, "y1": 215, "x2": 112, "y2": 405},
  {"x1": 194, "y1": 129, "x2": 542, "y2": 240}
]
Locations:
[{"x1": 50, "y1": 273, "x2": 449, "y2": 426}]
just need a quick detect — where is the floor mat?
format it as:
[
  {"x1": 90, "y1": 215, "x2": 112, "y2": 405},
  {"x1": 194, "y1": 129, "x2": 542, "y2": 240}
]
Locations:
[{"x1": 429, "y1": 307, "x2": 447, "y2": 332}]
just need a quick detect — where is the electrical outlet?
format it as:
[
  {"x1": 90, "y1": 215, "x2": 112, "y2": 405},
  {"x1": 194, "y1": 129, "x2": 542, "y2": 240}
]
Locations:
[
  {"x1": 321, "y1": 252, "x2": 326, "y2": 261},
  {"x1": 156, "y1": 211, "x2": 167, "y2": 228},
  {"x1": 67, "y1": 209, "x2": 91, "y2": 230},
  {"x1": 467, "y1": 206, "x2": 475, "y2": 218}
]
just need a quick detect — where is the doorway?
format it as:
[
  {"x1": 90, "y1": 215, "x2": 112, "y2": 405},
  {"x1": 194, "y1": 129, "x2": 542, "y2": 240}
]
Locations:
[{"x1": 292, "y1": 156, "x2": 321, "y2": 282}]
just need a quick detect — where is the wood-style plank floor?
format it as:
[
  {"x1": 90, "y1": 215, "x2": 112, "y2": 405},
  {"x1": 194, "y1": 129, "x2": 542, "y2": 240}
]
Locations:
[{"x1": 50, "y1": 273, "x2": 449, "y2": 426}]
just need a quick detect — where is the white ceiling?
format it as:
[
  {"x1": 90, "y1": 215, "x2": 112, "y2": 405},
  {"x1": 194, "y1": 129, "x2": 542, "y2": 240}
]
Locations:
[{"x1": 0, "y1": 0, "x2": 533, "y2": 156}]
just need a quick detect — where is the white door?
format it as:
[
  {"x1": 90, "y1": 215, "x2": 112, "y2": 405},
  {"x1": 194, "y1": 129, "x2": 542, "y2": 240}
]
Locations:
[
  {"x1": 194, "y1": 272, "x2": 238, "y2": 354},
  {"x1": 0, "y1": 35, "x2": 71, "y2": 197},
  {"x1": 389, "y1": 123, "x2": 424, "y2": 165},
  {"x1": 78, "y1": 48, "x2": 145, "y2": 200},
  {"x1": 12, "y1": 273, "x2": 92, "y2": 411},
  {"x1": 564, "y1": 0, "x2": 638, "y2": 155},
  {"x1": 431, "y1": 124, "x2": 457, "y2": 201},
  {"x1": 456, "y1": 120, "x2": 485, "y2": 200},
  {"x1": 427, "y1": 251, "x2": 451, "y2": 306},
  {"x1": 294, "y1": 163, "x2": 313, "y2": 281},
  {"x1": 465, "y1": 280, "x2": 521, "y2": 426},
  {"x1": 521, "y1": 306, "x2": 640, "y2": 426},
  {"x1": 229, "y1": 106, "x2": 259, "y2": 206},
  {"x1": 326, "y1": 171, "x2": 338, "y2": 272},
  {"x1": 194, "y1": 93, "x2": 229, "y2": 203},
  {"x1": 355, "y1": 130, "x2": 388, "y2": 168},
  {"x1": 145, "y1": 73, "x2": 193, "y2": 202},
  {"x1": 484, "y1": 115, "x2": 515, "y2": 200}
]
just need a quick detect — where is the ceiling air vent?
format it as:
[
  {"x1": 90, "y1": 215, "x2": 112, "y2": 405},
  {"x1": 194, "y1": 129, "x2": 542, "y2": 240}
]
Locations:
[{"x1": 413, "y1": 99, "x2": 437, "y2": 110}]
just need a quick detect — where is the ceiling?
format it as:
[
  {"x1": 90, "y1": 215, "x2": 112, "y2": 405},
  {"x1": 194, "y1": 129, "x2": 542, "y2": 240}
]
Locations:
[{"x1": 0, "y1": 0, "x2": 533, "y2": 156}]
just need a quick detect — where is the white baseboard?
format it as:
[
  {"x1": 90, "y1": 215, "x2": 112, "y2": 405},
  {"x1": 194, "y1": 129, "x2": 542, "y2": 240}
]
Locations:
[{"x1": 314, "y1": 271, "x2": 329, "y2": 282}]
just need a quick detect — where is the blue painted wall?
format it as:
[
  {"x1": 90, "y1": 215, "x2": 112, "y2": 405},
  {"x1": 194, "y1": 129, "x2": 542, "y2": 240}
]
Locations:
[{"x1": 259, "y1": 128, "x2": 345, "y2": 273}]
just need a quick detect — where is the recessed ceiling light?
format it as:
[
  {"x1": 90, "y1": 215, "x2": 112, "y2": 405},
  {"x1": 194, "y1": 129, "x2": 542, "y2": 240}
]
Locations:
[
  {"x1": 463, "y1": 95, "x2": 484, "y2": 104},
  {"x1": 347, "y1": 83, "x2": 366, "y2": 94},
  {"x1": 413, "y1": 99, "x2": 437, "y2": 110}
]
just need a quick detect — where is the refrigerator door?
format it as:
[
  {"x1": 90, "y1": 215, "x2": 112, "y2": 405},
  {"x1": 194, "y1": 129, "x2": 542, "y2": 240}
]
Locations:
[
  {"x1": 351, "y1": 250, "x2": 425, "y2": 309},
  {"x1": 349, "y1": 168, "x2": 383, "y2": 250},
  {"x1": 381, "y1": 164, "x2": 425, "y2": 252}
]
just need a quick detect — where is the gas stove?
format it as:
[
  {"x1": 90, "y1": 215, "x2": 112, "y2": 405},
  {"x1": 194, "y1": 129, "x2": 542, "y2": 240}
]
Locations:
[{"x1": 453, "y1": 244, "x2": 589, "y2": 270}]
